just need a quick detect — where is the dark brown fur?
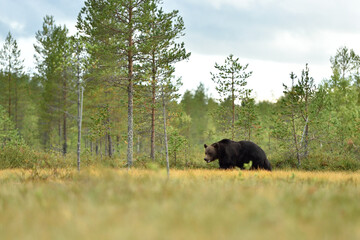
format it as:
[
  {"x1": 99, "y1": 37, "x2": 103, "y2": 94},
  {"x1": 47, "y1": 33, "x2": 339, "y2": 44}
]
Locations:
[{"x1": 204, "y1": 139, "x2": 272, "y2": 171}]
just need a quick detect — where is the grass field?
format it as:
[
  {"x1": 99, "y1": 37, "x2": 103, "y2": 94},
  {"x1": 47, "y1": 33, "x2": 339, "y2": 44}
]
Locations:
[{"x1": 1, "y1": 168, "x2": 360, "y2": 240}]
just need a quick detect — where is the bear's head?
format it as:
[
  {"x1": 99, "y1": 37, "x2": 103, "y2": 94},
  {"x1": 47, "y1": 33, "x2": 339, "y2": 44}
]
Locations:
[{"x1": 204, "y1": 143, "x2": 219, "y2": 163}]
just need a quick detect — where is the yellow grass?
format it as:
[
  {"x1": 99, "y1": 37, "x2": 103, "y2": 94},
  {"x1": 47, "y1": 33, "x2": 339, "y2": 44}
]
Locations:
[
  {"x1": 0, "y1": 168, "x2": 360, "y2": 240},
  {"x1": 2, "y1": 168, "x2": 359, "y2": 182}
]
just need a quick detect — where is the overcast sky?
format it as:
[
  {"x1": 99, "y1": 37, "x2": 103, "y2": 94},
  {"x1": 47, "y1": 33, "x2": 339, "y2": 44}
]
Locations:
[{"x1": 1, "y1": 0, "x2": 360, "y2": 101}]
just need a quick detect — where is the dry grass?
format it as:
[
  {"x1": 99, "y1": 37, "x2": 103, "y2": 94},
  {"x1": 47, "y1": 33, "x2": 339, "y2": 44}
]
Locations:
[{"x1": 0, "y1": 168, "x2": 360, "y2": 240}]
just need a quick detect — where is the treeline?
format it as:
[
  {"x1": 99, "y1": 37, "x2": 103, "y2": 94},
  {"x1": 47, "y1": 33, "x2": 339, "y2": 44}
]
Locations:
[{"x1": 1, "y1": 0, "x2": 360, "y2": 170}]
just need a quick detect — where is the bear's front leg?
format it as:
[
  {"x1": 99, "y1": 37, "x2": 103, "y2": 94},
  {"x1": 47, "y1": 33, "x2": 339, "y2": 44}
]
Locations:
[{"x1": 219, "y1": 161, "x2": 233, "y2": 169}]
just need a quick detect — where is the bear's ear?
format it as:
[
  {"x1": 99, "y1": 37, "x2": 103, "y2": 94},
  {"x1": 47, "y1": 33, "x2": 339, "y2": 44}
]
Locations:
[
  {"x1": 204, "y1": 144, "x2": 208, "y2": 148},
  {"x1": 213, "y1": 143, "x2": 219, "y2": 149}
]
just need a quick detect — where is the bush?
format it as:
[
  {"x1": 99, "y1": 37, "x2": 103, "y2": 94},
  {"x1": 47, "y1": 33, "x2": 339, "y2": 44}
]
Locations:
[
  {"x1": 300, "y1": 152, "x2": 360, "y2": 171},
  {"x1": 0, "y1": 105, "x2": 24, "y2": 147},
  {"x1": 0, "y1": 145, "x2": 38, "y2": 169}
]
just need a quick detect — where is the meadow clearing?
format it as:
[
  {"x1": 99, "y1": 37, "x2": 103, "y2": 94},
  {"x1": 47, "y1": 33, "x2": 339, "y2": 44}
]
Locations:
[{"x1": 0, "y1": 168, "x2": 360, "y2": 240}]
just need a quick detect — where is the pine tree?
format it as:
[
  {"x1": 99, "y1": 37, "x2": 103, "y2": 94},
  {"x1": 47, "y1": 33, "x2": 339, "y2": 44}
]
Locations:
[
  {"x1": 210, "y1": 54, "x2": 252, "y2": 139},
  {"x1": 330, "y1": 46, "x2": 359, "y2": 81},
  {"x1": 237, "y1": 89, "x2": 257, "y2": 141},
  {"x1": 78, "y1": 0, "x2": 159, "y2": 168},
  {"x1": 0, "y1": 32, "x2": 24, "y2": 127},
  {"x1": 34, "y1": 16, "x2": 72, "y2": 153},
  {"x1": 141, "y1": 5, "x2": 190, "y2": 161}
]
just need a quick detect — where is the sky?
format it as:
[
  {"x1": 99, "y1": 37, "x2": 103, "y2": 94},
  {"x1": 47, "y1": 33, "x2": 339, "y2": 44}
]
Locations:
[{"x1": 1, "y1": 0, "x2": 360, "y2": 102}]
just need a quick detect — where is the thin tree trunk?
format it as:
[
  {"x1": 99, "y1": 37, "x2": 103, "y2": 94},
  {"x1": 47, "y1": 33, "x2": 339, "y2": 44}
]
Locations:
[
  {"x1": 116, "y1": 135, "x2": 120, "y2": 156},
  {"x1": 126, "y1": 5, "x2": 134, "y2": 169},
  {"x1": 8, "y1": 66, "x2": 11, "y2": 119},
  {"x1": 304, "y1": 95, "x2": 309, "y2": 158},
  {"x1": 90, "y1": 140, "x2": 93, "y2": 154},
  {"x1": 108, "y1": 132, "x2": 113, "y2": 157},
  {"x1": 150, "y1": 52, "x2": 156, "y2": 161},
  {"x1": 290, "y1": 76, "x2": 300, "y2": 167},
  {"x1": 174, "y1": 151, "x2": 177, "y2": 167},
  {"x1": 58, "y1": 120, "x2": 61, "y2": 153},
  {"x1": 291, "y1": 111, "x2": 300, "y2": 167},
  {"x1": 162, "y1": 89, "x2": 170, "y2": 179},
  {"x1": 77, "y1": 85, "x2": 84, "y2": 172},
  {"x1": 96, "y1": 140, "x2": 99, "y2": 155},
  {"x1": 248, "y1": 112, "x2": 251, "y2": 141},
  {"x1": 137, "y1": 135, "x2": 141, "y2": 153},
  {"x1": 63, "y1": 79, "x2": 67, "y2": 156},
  {"x1": 127, "y1": 59, "x2": 134, "y2": 168},
  {"x1": 231, "y1": 73, "x2": 235, "y2": 140},
  {"x1": 63, "y1": 113, "x2": 67, "y2": 155},
  {"x1": 84, "y1": 133, "x2": 88, "y2": 150},
  {"x1": 185, "y1": 143, "x2": 188, "y2": 167},
  {"x1": 105, "y1": 134, "x2": 108, "y2": 156},
  {"x1": 300, "y1": 117, "x2": 309, "y2": 158},
  {"x1": 304, "y1": 123, "x2": 309, "y2": 157},
  {"x1": 100, "y1": 138, "x2": 103, "y2": 161},
  {"x1": 14, "y1": 77, "x2": 18, "y2": 129}
]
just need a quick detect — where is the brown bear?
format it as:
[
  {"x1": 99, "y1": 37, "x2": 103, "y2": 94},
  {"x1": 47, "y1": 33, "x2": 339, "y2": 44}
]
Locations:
[{"x1": 204, "y1": 139, "x2": 272, "y2": 171}]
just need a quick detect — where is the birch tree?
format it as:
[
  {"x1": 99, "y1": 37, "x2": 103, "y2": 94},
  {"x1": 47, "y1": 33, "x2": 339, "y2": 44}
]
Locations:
[
  {"x1": 71, "y1": 35, "x2": 86, "y2": 171},
  {"x1": 159, "y1": 67, "x2": 182, "y2": 178},
  {"x1": 282, "y1": 64, "x2": 319, "y2": 166}
]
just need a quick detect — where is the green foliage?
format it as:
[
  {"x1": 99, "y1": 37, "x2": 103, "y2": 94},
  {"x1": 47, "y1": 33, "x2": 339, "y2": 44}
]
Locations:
[
  {"x1": 168, "y1": 126, "x2": 188, "y2": 166},
  {"x1": 330, "y1": 46, "x2": 359, "y2": 81},
  {"x1": 278, "y1": 64, "x2": 320, "y2": 166},
  {"x1": 0, "y1": 32, "x2": 24, "y2": 74},
  {"x1": 88, "y1": 104, "x2": 110, "y2": 142},
  {"x1": 0, "y1": 32, "x2": 27, "y2": 132},
  {"x1": 210, "y1": 54, "x2": 252, "y2": 101},
  {"x1": 0, "y1": 146, "x2": 37, "y2": 169},
  {"x1": 181, "y1": 83, "x2": 211, "y2": 144},
  {"x1": 210, "y1": 54, "x2": 253, "y2": 139},
  {"x1": 243, "y1": 160, "x2": 252, "y2": 170},
  {"x1": 34, "y1": 15, "x2": 74, "y2": 153},
  {"x1": 2, "y1": 2, "x2": 360, "y2": 172},
  {"x1": 237, "y1": 89, "x2": 258, "y2": 141},
  {"x1": 0, "y1": 104, "x2": 24, "y2": 147}
]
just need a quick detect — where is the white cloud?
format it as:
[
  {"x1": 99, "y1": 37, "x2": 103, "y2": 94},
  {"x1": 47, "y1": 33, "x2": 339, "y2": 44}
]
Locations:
[
  {"x1": 9, "y1": 21, "x2": 25, "y2": 32},
  {"x1": 169, "y1": 0, "x2": 360, "y2": 68},
  {"x1": 175, "y1": 52, "x2": 332, "y2": 102},
  {"x1": 189, "y1": 0, "x2": 275, "y2": 10},
  {"x1": 318, "y1": 31, "x2": 360, "y2": 54},
  {"x1": 0, "y1": 16, "x2": 25, "y2": 32},
  {"x1": 272, "y1": 31, "x2": 312, "y2": 54},
  {"x1": 17, "y1": 37, "x2": 37, "y2": 73},
  {"x1": 57, "y1": 19, "x2": 78, "y2": 36},
  {"x1": 1, "y1": 0, "x2": 360, "y2": 102},
  {"x1": 198, "y1": 0, "x2": 360, "y2": 17}
]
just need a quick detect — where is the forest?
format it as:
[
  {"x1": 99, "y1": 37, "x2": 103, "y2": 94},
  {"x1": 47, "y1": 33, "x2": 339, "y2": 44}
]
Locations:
[{"x1": 1, "y1": 0, "x2": 360, "y2": 172}]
